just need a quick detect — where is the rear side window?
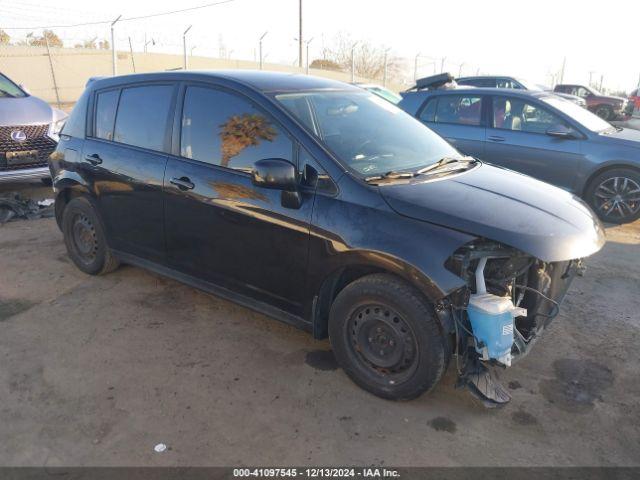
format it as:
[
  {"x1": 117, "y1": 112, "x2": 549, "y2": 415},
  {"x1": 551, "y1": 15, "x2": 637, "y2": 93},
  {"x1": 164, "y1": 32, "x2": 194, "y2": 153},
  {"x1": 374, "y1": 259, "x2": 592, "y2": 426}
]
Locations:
[
  {"x1": 418, "y1": 97, "x2": 437, "y2": 122},
  {"x1": 95, "y1": 90, "x2": 119, "y2": 140},
  {"x1": 113, "y1": 85, "x2": 174, "y2": 151},
  {"x1": 459, "y1": 78, "x2": 495, "y2": 88},
  {"x1": 434, "y1": 95, "x2": 482, "y2": 125},
  {"x1": 62, "y1": 89, "x2": 90, "y2": 138},
  {"x1": 180, "y1": 86, "x2": 293, "y2": 172}
]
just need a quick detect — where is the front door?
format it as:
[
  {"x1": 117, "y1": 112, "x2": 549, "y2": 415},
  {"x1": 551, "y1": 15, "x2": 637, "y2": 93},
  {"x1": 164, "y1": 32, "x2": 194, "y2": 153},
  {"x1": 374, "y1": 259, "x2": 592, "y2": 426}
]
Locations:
[
  {"x1": 484, "y1": 95, "x2": 583, "y2": 191},
  {"x1": 82, "y1": 84, "x2": 176, "y2": 262},
  {"x1": 163, "y1": 84, "x2": 314, "y2": 316}
]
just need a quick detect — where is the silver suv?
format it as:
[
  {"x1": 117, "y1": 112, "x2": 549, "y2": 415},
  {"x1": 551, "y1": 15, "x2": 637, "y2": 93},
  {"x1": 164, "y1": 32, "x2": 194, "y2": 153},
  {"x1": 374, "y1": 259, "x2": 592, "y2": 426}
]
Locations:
[{"x1": 0, "y1": 72, "x2": 67, "y2": 183}]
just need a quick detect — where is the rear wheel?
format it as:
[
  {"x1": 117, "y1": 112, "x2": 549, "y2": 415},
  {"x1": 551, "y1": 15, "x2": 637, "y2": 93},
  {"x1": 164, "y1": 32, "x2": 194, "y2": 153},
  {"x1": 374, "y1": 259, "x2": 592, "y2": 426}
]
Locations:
[
  {"x1": 62, "y1": 197, "x2": 120, "y2": 275},
  {"x1": 594, "y1": 104, "x2": 613, "y2": 120},
  {"x1": 328, "y1": 273, "x2": 449, "y2": 400},
  {"x1": 585, "y1": 168, "x2": 640, "y2": 224}
]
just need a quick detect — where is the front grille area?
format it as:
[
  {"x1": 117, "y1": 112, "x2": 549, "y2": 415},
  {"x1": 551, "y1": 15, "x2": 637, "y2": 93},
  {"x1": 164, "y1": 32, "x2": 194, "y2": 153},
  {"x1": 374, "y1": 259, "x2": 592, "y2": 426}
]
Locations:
[{"x1": 0, "y1": 124, "x2": 56, "y2": 171}]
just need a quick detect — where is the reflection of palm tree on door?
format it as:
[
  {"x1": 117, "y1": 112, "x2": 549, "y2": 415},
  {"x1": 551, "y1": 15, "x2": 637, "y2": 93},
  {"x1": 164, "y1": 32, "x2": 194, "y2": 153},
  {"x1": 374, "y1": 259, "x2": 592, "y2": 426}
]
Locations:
[{"x1": 219, "y1": 113, "x2": 277, "y2": 167}]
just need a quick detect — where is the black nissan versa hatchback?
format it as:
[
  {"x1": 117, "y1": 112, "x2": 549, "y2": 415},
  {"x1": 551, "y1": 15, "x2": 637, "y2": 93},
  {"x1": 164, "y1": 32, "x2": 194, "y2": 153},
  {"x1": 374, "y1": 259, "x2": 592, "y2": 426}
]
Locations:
[{"x1": 50, "y1": 71, "x2": 605, "y2": 405}]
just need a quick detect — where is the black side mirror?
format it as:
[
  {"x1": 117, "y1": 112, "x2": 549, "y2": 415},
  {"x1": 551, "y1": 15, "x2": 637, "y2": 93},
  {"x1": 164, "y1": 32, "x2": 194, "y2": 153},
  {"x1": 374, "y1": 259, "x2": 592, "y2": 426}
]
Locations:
[
  {"x1": 251, "y1": 158, "x2": 298, "y2": 191},
  {"x1": 546, "y1": 126, "x2": 576, "y2": 139}
]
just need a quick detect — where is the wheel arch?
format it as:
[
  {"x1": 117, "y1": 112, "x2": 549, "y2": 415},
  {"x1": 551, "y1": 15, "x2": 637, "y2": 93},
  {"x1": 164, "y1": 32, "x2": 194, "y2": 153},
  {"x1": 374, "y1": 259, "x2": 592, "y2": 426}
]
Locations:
[
  {"x1": 53, "y1": 174, "x2": 95, "y2": 229},
  {"x1": 581, "y1": 162, "x2": 640, "y2": 197}
]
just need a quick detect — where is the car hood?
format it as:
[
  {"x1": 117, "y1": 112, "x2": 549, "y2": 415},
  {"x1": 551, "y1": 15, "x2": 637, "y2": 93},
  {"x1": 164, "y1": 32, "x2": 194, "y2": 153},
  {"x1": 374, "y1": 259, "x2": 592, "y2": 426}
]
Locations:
[
  {"x1": 596, "y1": 127, "x2": 640, "y2": 148},
  {"x1": 0, "y1": 95, "x2": 54, "y2": 126},
  {"x1": 379, "y1": 163, "x2": 605, "y2": 262}
]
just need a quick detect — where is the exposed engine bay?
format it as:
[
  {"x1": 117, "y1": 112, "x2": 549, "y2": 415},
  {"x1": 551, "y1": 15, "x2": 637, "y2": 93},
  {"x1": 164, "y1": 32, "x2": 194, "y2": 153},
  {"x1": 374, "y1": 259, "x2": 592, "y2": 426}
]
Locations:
[{"x1": 442, "y1": 240, "x2": 586, "y2": 407}]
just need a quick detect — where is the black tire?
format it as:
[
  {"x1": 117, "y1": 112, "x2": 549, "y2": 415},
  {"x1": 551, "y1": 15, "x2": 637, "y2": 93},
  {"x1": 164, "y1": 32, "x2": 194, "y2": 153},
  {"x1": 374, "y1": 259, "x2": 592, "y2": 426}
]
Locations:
[
  {"x1": 328, "y1": 273, "x2": 449, "y2": 400},
  {"x1": 61, "y1": 197, "x2": 120, "y2": 275},
  {"x1": 594, "y1": 104, "x2": 613, "y2": 120},
  {"x1": 584, "y1": 168, "x2": 640, "y2": 224},
  {"x1": 41, "y1": 177, "x2": 53, "y2": 186}
]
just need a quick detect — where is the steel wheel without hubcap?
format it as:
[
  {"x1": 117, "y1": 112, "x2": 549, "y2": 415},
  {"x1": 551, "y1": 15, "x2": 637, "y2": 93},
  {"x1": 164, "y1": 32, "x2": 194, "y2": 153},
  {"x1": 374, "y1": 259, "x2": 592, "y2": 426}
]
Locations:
[
  {"x1": 71, "y1": 213, "x2": 98, "y2": 265},
  {"x1": 593, "y1": 176, "x2": 640, "y2": 221},
  {"x1": 346, "y1": 304, "x2": 418, "y2": 384}
]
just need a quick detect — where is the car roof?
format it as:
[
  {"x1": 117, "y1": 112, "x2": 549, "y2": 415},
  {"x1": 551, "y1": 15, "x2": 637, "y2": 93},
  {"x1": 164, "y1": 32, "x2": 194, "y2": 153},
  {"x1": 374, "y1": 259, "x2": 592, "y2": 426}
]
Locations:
[
  {"x1": 87, "y1": 70, "x2": 359, "y2": 94},
  {"x1": 458, "y1": 75, "x2": 516, "y2": 80}
]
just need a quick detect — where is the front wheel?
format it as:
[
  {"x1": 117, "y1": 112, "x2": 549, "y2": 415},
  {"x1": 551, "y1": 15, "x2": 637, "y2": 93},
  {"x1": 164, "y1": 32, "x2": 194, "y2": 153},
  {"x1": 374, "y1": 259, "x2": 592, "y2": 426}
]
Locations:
[
  {"x1": 594, "y1": 104, "x2": 613, "y2": 120},
  {"x1": 328, "y1": 274, "x2": 449, "y2": 400},
  {"x1": 585, "y1": 168, "x2": 640, "y2": 224}
]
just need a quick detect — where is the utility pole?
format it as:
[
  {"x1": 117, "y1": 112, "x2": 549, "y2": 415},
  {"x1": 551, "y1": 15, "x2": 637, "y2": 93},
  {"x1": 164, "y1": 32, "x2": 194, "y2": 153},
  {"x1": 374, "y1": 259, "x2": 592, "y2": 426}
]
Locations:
[
  {"x1": 298, "y1": 0, "x2": 303, "y2": 68},
  {"x1": 305, "y1": 37, "x2": 314, "y2": 75},
  {"x1": 111, "y1": 14, "x2": 122, "y2": 76},
  {"x1": 458, "y1": 62, "x2": 465, "y2": 77},
  {"x1": 560, "y1": 56, "x2": 566, "y2": 84},
  {"x1": 128, "y1": 37, "x2": 136, "y2": 73},
  {"x1": 414, "y1": 52, "x2": 421, "y2": 81},
  {"x1": 588, "y1": 71, "x2": 595, "y2": 87},
  {"x1": 259, "y1": 31, "x2": 268, "y2": 70},
  {"x1": 600, "y1": 74, "x2": 604, "y2": 92},
  {"x1": 440, "y1": 57, "x2": 446, "y2": 73},
  {"x1": 183, "y1": 25, "x2": 192, "y2": 70},
  {"x1": 350, "y1": 42, "x2": 358, "y2": 82},
  {"x1": 44, "y1": 36, "x2": 61, "y2": 109}
]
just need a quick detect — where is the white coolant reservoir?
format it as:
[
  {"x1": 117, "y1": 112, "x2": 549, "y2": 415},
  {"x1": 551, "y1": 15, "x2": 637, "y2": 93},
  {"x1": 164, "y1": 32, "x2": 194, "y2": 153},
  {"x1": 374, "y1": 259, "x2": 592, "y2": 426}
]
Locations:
[{"x1": 467, "y1": 257, "x2": 527, "y2": 367}]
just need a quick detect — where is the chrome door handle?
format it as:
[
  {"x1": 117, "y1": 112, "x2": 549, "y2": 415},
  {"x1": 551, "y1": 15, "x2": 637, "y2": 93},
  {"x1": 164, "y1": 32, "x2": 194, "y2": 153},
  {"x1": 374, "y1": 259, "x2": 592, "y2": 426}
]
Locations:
[{"x1": 170, "y1": 177, "x2": 195, "y2": 190}]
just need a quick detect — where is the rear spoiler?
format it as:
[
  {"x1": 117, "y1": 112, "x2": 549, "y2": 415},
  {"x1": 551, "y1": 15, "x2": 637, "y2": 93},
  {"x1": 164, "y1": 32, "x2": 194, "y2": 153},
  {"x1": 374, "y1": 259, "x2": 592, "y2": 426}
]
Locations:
[{"x1": 405, "y1": 72, "x2": 457, "y2": 92}]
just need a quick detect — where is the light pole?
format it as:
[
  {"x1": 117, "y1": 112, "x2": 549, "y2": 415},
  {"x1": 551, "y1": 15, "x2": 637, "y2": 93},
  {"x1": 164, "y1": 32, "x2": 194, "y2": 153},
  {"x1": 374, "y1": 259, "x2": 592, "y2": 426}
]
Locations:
[
  {"x1": 298, "y1": 0, "x2": 303, "y2": 68},
  {"x1": 457, "y1": 62, "x2": 465, "y2": 77},
  {"x1": 259, "y1": 31, "x2": 268, "y2": 70},
  {"x1": 414, "y1": 52, "x2": 421, "y2": 81},
  {"x1": 305, "y1": 37, "x2": 314, "y2": 75},
  {"x1": 183, "y1": 25, "x2": 192, "y2": 70},
  {"x1": 350, "y1": 42, "x2": 358, "y2": 82},
  {"x1": 440, "y1": 56, "x2": 446, "y2": 73},
  {"x1": 110, "y1": 14, "x2": 122, "y2": 76}
]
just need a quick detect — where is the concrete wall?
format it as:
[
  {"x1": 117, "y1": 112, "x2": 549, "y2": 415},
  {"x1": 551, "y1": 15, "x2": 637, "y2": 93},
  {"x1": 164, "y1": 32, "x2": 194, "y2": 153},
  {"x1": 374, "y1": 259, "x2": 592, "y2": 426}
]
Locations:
[{"x1": 0, "y1": 45, "x2": 403, "y2": 105}]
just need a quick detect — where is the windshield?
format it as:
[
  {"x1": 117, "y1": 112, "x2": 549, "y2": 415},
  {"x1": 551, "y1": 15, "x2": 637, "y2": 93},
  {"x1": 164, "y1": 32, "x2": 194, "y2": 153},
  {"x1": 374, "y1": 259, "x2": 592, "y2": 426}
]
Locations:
[
  {"x1": 0, "y1": 73, "x2": 27, "y2": 98},
  {"x1": 275, "y1": 91, "x2": 461, "y2": 177},
  {"x1": 542, "y1": 96, "x2": 612, "y2": 132}
]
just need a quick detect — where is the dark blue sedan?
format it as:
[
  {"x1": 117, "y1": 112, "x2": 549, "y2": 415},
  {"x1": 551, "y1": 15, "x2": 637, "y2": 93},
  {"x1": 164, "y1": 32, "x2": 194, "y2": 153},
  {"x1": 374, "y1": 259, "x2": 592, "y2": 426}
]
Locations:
[{"x1": 399, "y1": 87, "x2": 640, "y2": 223}]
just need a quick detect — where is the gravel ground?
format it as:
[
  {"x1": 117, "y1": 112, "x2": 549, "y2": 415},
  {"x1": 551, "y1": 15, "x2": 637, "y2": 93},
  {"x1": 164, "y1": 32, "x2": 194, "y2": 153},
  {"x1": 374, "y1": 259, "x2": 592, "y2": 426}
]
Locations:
[{"x1": 0, "y1": 180, "x2": 639, "y2": 467}]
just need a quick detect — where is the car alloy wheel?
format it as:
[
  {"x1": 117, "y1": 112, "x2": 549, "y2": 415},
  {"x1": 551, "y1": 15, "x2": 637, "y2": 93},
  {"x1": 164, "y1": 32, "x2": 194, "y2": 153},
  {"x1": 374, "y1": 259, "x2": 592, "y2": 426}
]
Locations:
[
  {"x1": 346, "y1": 304, "x2": 419, "y2": 383},
  {"x1": 593, "y1": 176, "x2": 640, "y2": 221}
]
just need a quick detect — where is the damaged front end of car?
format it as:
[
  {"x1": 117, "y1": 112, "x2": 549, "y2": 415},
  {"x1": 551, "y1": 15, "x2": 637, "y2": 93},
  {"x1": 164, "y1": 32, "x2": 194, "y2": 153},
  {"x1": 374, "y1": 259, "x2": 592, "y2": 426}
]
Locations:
[{"x1": 440, "y1": 239, "x2": 586, "y2": 407}]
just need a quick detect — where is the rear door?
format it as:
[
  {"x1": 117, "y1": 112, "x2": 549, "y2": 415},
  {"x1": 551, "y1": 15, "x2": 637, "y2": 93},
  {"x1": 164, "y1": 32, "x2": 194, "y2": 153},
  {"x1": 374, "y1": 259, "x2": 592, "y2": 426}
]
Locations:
[
  {"x1": 82, "y1": 83, "x2": 176, "y2": 262},
  {"x1": 163, "y1": 83, "x2": 315, "y2": 316},
  {"x1": 416, "y1": 93, "x2": 486, "y2": 158},
  {"x1": 483, "y1": 95, "x2": 583, "y2": 191}
]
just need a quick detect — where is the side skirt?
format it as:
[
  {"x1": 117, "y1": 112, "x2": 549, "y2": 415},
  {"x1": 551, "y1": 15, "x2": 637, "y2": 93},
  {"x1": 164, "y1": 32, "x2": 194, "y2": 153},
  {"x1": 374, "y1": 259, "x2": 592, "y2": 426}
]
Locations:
[{"x1": 113, "y1": 250, "x2": 313, "y2": 333}]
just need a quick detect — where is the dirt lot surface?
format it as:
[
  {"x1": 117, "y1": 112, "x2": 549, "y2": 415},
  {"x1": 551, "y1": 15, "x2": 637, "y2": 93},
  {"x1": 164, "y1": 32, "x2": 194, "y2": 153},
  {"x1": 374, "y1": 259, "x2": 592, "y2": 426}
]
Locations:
[{"x1": 1, "y1": 180, "x2": 639, "y2": 467}]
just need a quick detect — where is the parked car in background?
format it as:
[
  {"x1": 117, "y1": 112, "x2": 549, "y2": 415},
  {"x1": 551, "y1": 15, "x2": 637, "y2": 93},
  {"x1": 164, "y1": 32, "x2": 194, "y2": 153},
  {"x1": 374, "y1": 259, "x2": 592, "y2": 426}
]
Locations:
[
  {"x1": 49, "y1": 71, "x2": 604, "y2": 405},
  {"x1": 0, "y1": 72, "x2": 67, "y2": 184},
  {"x1": 354, "y1": 83, "x2": 402, "y2": 104},
  {"x1": 554, "y1": 84, "x2": 628, "y2": 120},
  {"x1": 457, "y1": 75, "x2": 586, "y2": 107},
  {"x1": 399, "y1": 86, "x2": 640, "y2": 223},
  {"x1": 629, "y1": 88, "x2": 640, "y2": 112}
]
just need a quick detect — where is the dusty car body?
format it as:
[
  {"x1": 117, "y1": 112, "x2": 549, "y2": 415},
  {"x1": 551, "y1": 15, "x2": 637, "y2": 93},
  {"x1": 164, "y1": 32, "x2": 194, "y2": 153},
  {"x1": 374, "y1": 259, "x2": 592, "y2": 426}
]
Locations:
[
  {"x1": 0, "y1": 72, "x2": 67, "y2": 183},
  {"x1": 49, "y1": 71, "x2": 605, "y2": 405}
]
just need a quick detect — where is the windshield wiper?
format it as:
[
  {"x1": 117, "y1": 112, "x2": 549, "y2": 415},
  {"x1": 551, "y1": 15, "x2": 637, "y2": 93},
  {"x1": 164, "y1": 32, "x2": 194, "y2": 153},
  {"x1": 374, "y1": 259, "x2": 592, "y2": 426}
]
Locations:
[
  {"x1": 417, "y1": 156, "x2": 476, "y2": 174},
  {"x1": 364, "y1": 170, "x2": 417, "y2": 183}
]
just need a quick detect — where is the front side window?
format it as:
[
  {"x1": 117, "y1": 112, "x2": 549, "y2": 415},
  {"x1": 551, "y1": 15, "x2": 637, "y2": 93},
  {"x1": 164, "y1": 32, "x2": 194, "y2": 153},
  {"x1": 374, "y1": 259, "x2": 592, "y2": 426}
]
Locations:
[
  {"x1": 0, "y1": 73, "x2": 27, "y2": 98},
  {"x1": 94, "y1": 89, "x2": 119, "y2": 140},
  {"x1": 435, "y1": 95, "x2": 482, "y2": 125},
  {"x1": 181, "y1": 86, "x2": 293, "y2": 172},
  {"x1": 458, "y1": 78, "x2": 495, "y2": 87},
  {"x1": 275, "y1": 91, "x2": 461, "y2": 177},
  {"x1": 576, "y1": 87, "x2": 591, "y2": 97},
  {"x1": 492, "y1": 97, "x2": 569, "y2": 134},
  {"x1": 113, "y1": 85, "x2": 173, "y2": 151}
]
